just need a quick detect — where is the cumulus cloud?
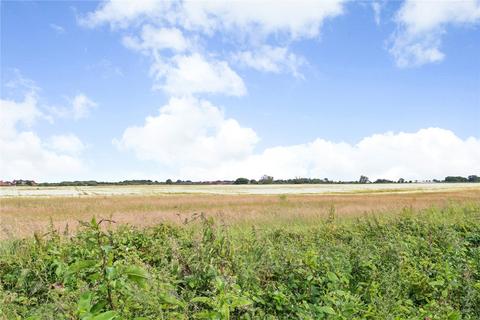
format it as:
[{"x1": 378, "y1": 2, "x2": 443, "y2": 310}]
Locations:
[
  {"x1": 0, "y1": 93, "x2": 42, "y2": 138},
  {"x1": 114, "y1": 97, "x2": 258, "y2": 167},
  {"x1": 0, "y1": 94, "x2": 86, "y2": 181},
  {"x1": 48, "y1": 134, "x2": 85, "y2": 155},
  {"x1": 153, "y1": 53, "x2": 246, "y2": 96},
  {"x1": 390, "y1": 0, "x2": 480, "y2": 67},
  {"x1": 177, "y1": 0, "x2": 345, "y2": 39},
  {"x1": 78, "y1": 0, "x2": 168, "y2": 29},
  {"x1": 123, "y1": 25, "x2": 189, "y2": 53},
  {"x1": 81, "y1": 0, "x2": 347, "y2": 91},
  {"x1": 234, "y1": 45, "x2": 305, "y2": 77},
  {"x1": 121, "y1": 27, "x2": 243, "y2": 96},
  {"x1": 46, "y1": 93, "x2": 98, "y2": 120},
  {"x1": 71, "y1": 94, "x2": 98, "y2": 119},
  {"x1": 116, "y1": 119, "x2": 480, "y2": 181},
  {"x1": 81, "y1": 0, "x2": 344, "y2": 39}
]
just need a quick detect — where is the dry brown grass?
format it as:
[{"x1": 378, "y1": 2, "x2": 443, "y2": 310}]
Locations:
[{"x1": 1, "y1": 188, "x2": 479, "y2": 239}]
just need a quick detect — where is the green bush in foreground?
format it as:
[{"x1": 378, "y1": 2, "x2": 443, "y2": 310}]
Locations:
[{"x1": 1, "y1": 205, "x2": 480, "y2": 319}]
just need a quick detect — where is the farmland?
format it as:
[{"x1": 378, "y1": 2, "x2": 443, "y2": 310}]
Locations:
[
  {"x1": 0, "y1": 182, "x2": 478, "y2": 197},
  {"x1": 1, "y1": 185, "x2": 480, "y2": 319},
  {"x1": 1, "y1": 184, "x2": 479, "y2": 240}
]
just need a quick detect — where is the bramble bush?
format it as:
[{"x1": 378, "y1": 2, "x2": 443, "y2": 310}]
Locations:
[{"x1": 1, "y1": 205, "x2": 479, "y2": 319}]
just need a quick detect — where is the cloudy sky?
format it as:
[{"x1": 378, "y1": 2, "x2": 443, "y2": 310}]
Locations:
[{"x1": 1, "y1": 0, "x2": 479, "y2": 182}]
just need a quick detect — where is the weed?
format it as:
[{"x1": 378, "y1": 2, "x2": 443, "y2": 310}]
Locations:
[{"x1": 1, "y1": 205, "x2": 480, "y2": 319}]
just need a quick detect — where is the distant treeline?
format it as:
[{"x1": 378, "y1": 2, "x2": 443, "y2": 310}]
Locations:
[
  {"x1": 233, "y1": 175, "x2": 480, "y2": 185},
  {"x1": 4, "y1": 174, "x2": 475, "y2": 187}
]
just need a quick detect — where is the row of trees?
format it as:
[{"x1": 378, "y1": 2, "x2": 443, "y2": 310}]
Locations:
[
  {"x1": 444, "y1": 175, "x2": 480, "y2": 183},
  {"x1": 235, "y1": 175, "x2": 480, "y2": 185},
  {"x1": 24, "y1": 175, "x2": 480, "y2": 187}
]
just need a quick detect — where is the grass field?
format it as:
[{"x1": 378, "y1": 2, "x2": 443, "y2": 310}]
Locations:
[
  {"x1": 1, "y1": 183, "x2": 479, "y2": 197},
  {"x1": 1, "y1": 185, "x2": 479, "y2": 240},
  {"x1": 1, "y1": 185, "x2": 480, "y2": 319}
]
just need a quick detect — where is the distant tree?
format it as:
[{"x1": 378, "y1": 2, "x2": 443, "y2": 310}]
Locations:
[
  {"x1": 468, "y1": 175, "x2": 480, "y2": 183},
  {"x1": 259, "y1": 175, "x2": 274, "y2": 184},
  {"x1": 359, "y1": 175, "x2": 370, "y2": 184},
  {"x1": 374, "y1": 179, "x2": 394, "y2": 184},
  {"x1": 397, "y1": 178, "x2": 405, "y2": 183},
  {"x1": 249, "y1": 179, "x2": 258, "y2": 184},
  {"x1": 166, "y1": 179, "x2": 173, "y2": 185},
  {"x1": 445, "y1": 176, "x2": 468, "y2": 183},
  {"x1": 234, "y1": 177, "x2": 249, "y2": 185}
]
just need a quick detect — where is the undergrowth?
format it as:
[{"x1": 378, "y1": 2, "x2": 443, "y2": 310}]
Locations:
[{"x1": 1, "y1": 204, "x2": 479, "y2": 319}]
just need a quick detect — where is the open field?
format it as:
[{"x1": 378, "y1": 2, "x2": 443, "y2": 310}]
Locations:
[
  {"x1": 1, "y1": 185, "x2": 480, "y2": 318},
  {"x1": 1, "y1": 185, "x2": 479, "y2": 240},
  {"x1": 1, "y1": 182, "x2": 479, "y2": 197}
]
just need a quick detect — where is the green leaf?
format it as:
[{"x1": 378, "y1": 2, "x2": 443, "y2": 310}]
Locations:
[
  {"x1": 191, "y1": 296, "x2": 211, "y2": 304},
  {"x1": 91, "y1": 311, "x2": 117, "y2": 320},
  {"x1": 447, "y1": 311, "x2": 461, "y2": 320},
  {"x1": 318, "y1": 306, "x2": 336, "y2": 315},
  {"x1": 194, "y1": 310, "x2": 221, "y2": 319},
  {"x1": 232, "y1": 297, "x2": 251, "y2": 308},
  {"x1": 326, "y1": 272, "x2": 338, "y2": 283},
  {"x1": 77, "y1": 292, "x2": 93, "y2": 315},
  {"x1": 124, "y1": 265, "x2": 149, "y2": 287},
  {"x1": 91, "y1": 300, "x2": 107, "y2": 314},
  {"x1": 161, "y1": 294, "x2": 185, "y2": 307},
  {"x1": 68, "y1": 260, "x2": 97, "y2": 274},
  {"x1": 429, "y1": 279, "x2": 445, "y2": 287}
]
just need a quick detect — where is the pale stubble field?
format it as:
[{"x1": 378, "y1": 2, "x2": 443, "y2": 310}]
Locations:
[{"x1": 1, "y1": 183, "x2": 479, "y2": 240}]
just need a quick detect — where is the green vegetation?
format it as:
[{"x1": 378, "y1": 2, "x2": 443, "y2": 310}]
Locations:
[
  {"x1": 444, "y1": 176, "x2": 480, "y2": 183},
  {"x1": 4, "y1": 174, "x2": 475, "y2": 187},
  {"x1": 1, "y1": 205, "x2": 480, "y2": 319},
  {"x1": 233, "y1": 178, "x2": 249, "y2": 185}
]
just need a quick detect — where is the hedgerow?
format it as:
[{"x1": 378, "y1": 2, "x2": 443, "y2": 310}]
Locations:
[{"x1": 1, "y1": 204, "x2": 479, "y2": 319}]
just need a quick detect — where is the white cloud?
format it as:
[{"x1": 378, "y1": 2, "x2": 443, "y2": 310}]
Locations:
[
  {"x1": 78, "y1": 0, "x2": 168, "y2": 28},
  {"x1": 114, "y1": 96, "x2": 258, "y2": 167},
  {"x1": 50, "y1": 23, "x2": 66, "y2": 34},
  {"x1": 390, "y1": 0, "x2": 480, "y2": 67},
  {"x1": 155, "y1": 53, "x2": 247, "y2": 96},
  {"x1": 48, "y1": 134, "x2": 85, "y2": 155},
  {"x1": 123, "y1": 25, "x2": 188, "y2": 53},
  {"x1": 81, "y1": 0, "x2": 345, "y2": 39},
  {"x1": 178, "y1": 0, "x2": 345, "y2": 39},
  {"x1": 0, "y1": 94, "x2": 86, "y2": 181},
  {"x1": 116, "y1": 116, "x2": 480, "y2": 181},
  {"x1": 0, "y1": 93, "x2": 42, "y2": 138},
  {"x1": 371, "y1": 2, "x2": 382, "y2": 26},
  {"x1": 217, "y1": 128, "x2": 480, "y2": 181},
  {"x1": 4, "y1": 68, "x2": 40, "y2": 94},
  {"x1": 234, "y1": 45, "x2": 305, "y2": 77},
  {"x1": 81, "y1": 0, "x2": 347, "y2": 89},
  {"x1": 72, "y1": 94, "x2": 98, "y2": 119}
]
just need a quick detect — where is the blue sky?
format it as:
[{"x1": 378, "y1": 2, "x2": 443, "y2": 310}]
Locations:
[{"x1": 1, "y1": 0, "x2": 479, "y2": 182}]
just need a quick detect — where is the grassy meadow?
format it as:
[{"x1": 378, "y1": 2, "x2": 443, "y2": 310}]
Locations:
[{"x1": 1, "y1": 186, "x2": 480, "y2": 319}]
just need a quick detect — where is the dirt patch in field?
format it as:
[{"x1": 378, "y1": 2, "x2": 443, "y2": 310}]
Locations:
[{"x1": 1, "y1": 189, "x2": 479, "y2": 239}]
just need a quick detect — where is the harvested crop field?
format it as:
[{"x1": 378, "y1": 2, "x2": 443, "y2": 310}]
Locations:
[
  {"x1": 0, "y1": 182, "x2": 479, "y2": 197},
  {"x1": 1, "y1": 185, "x2": 479, "y2": 240}
]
